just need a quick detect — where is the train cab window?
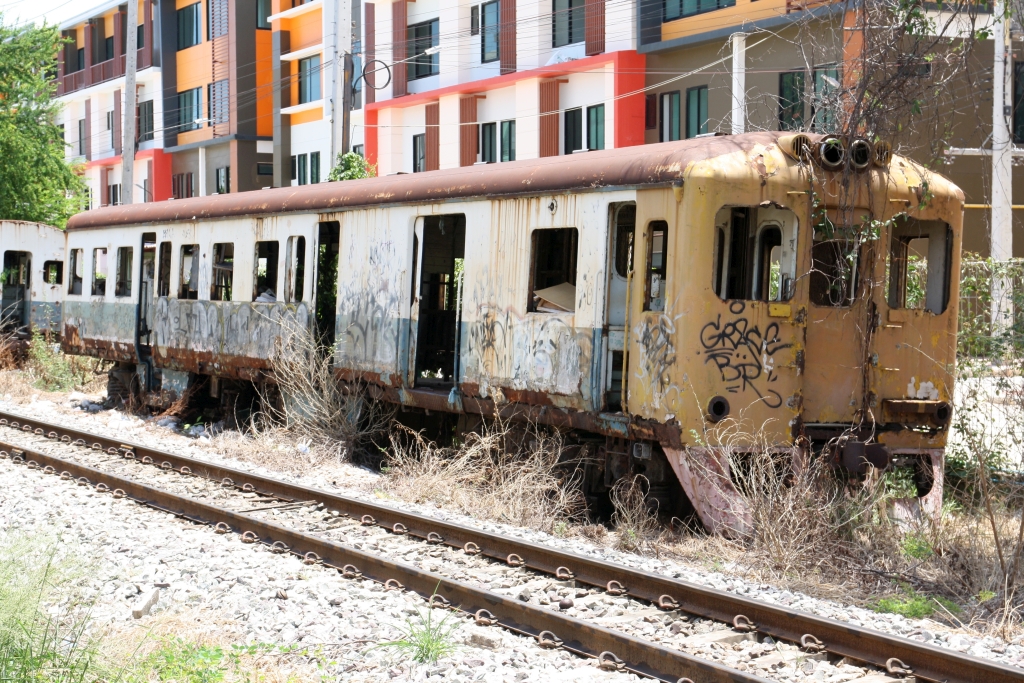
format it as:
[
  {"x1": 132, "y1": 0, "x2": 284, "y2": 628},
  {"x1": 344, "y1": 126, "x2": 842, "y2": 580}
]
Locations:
[
  {"x1": 529, "y1": 228, "x2": 578, "y2": 313},
  {"x1": 43, "y1": 261, "x2": 63, "y2": 285},
  {"x1": 179, "y1": 245, "x2": 199, "y2": 300},
  {"x1": 886, "y1": 218, "x2": 951, "y2": 314},
  {"x1": 809, "y1": 238, "x2": 859, "y2": 307},
  {"x1": 91, "y1": 248, "x2": 107, "y2": 296},
  {"x1": 713, "y1": 206, "x2": 798, "y2": 302},
  {"x1": 253, "y1": 241, "x2": 279, "y2": 303},
  {"x1": 644, "y1": 221, "x2": 668, "y2": 312},
  {"x1": 115, "y1": 247, "x2": 133, "y2": 297},
  {"x1": 211, "y1": 243, "x2": 234, "y2": 301},
  {"x1": 157, "y1": 242, "x2": 172, "y2": 296},
  {"x1": 285, "y1": 236, "x2": 306, "y2": 302},
  {"x1": 68, "y1": 249, "x2": 83, "y2": 295}
]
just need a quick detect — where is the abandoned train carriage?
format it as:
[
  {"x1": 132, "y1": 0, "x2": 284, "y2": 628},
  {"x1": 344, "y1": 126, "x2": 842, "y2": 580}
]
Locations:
[
  {"x1": 0, "y1": 221, "x2": 65, "y2": 336},
  {"x1": 63, "y1": 132, "x2": 964, "y2": 534}
]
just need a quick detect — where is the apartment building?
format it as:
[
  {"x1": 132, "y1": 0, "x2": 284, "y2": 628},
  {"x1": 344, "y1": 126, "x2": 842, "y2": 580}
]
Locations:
[{"x1": 57, "y1": 0, "x2": 168, "y2": 206}]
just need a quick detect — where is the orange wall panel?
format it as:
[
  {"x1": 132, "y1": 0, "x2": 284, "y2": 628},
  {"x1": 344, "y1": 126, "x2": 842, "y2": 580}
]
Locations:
[
  {"x1": 177, "y1": 126, "x2": 213, "y2": 146},
  {"x1": 661, "y1": 0, "x2": 786, "y2": 41},
  {"x1": 256, "y1": 31, "x2": 274, "y2": 137},
  {"x1": 290, "y1": 106, "x2": 323, "y2": 125},
  {"x1": 176, "y1": 41, "x2": 212, "y2": 90},
  {"x1": 286, "y1": 8, "x2": 323, "y2": 52}
]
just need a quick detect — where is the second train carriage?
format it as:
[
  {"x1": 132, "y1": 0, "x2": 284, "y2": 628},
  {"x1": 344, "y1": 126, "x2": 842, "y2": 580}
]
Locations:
[
  {"x1": 62, "y1": 132, "x2": 964, "y2": 534},
  {"x1": 0, "y1": 221, "x2": 65, "y2": 336}
]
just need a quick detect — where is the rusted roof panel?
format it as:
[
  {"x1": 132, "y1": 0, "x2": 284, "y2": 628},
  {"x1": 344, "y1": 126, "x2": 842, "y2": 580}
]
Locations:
[{"x1": 66, "y1": 133, "x2": 802, "y2": 230}]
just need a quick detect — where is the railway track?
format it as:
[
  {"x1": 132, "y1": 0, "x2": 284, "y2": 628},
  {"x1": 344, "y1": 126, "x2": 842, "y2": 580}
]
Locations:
[{"x1": 0, "y1": 409, "x2": 1018, "y2": 683}]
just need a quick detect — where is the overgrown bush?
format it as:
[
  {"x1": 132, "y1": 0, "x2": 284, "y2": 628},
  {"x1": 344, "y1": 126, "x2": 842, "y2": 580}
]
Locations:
[{"x1": 26, "y1": 332, "x2": 91, "y2": 391}]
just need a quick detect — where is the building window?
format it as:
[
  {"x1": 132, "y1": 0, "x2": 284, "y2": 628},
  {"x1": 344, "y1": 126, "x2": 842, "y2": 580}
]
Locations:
[
  {"x1": 115, "y1": 247, "x2": 133, "y2": 298},
  {"x1": 413, "y1": 134, "x2": 426, "y2": 172},
  {"x1": 553, "y1": 0, "x2": 584, "y2": 47},
  {"x1": 480, "y1": 122, "x2": 497, "y2": 163},
  {"x1": 644, "y1": 221, "x2": 668, "y2": 312},
  {"x1": 564, "y1": 107, "x2": 582, "y2": 154},
  {"x1": 310, "y1": 151, "x2": 320, "y2": 183},
  {"x1": 686, "y1": 85, "x2": 708, "y2": 138},
  {"x1": 104, "y1": 35, "x2": 114, "y2": 61},
  {"x1": 108, "y1": 183, "x2": 121, "y2": 206},
  {"x1": 408, "y1": 19, "x2": 439, "y2": 80},
  {"x1": 299, "y1": 56, "x2": 321, "y2": 103},
  {"x1": 172, "y1": 172, "x2": 194, "y2": 199},
  {"x1": 215, "y1": 167, "x2": 230, "y2": 194},
  {"x1": 1015, "y1": 62, "x2": 1024, "y2": 143},
  {"x1": 290, "y1": 155, "x2": 297, "y2": 181},
  {"x1": 779, "y1": 72, "x2": 804, "y2": 131},
  {"x1": 177, "y1": 2, "x2": 202, "y2": 50},
  {"x1": 76, "y1": 47, "x2": 85, "y2": 71},
  {"x1": 812, "y1": 66, "x2": 839, "y2": 132},
  {"x1": 209, "y1": 79, "x2": 229, "y2": 126},
  {"x1": 137, "y1": 23, "x2": 144, "y2": 49},
  {"x1": 481, "y1": 0, "x2": 499, "y2": 63},
  {"x1": 501, "y1": 120, "x2": 515, "y2": 161},
  {"x1": 92, "y1": 248, "x2": 107, "y2": 296},
  {"x1": 587, "y1": 104, "x2": 604, "y2": 150},
  {"x1": 177, "y1": 87, "x2": 202, "y2": 131},
  {"x1": 353, "y1": 144, "x2": 364, "y2": 157},
  {"x1": 645, "y1": 94, "x2": 657, "y2": 130},
  {"x1": 138, "y1": 100, "x2": 154, "y2": 142},
  {"x1": 77, "y1": 119, "x2": 86, "y2": 156},
  {"x1": 665, "y1": 0, "x2": 735, "y2": 21},
  {"x1": 529, "y1": 228, "x2": 579, "y2": 312},
  {"x1": 253, "y1": 241, "x2": 279, "y2": 302},
  {"x1": 179, "y1": 245, "x2": 199, "y2": 299},
  {"x1": 68, "y1": 249, "x2": 83, "y2": 295},
  {"x1": 660, "y1": 91, "x2": 680, "y2": 141},
  {"x1": 211, "y1": 243, "x2": 234, "y2": 301},
  {"x1": 257, "y1": 0, "x2": 272, "y2": 29},
  {"x1": 297, "y1": 154, "x2": 308, "y2": 184},
  {"x1": 257, "y1": 162, "x2": 273, "y2": 176},
  {"x1": 106, "y1": 111, "x2": 115, "y2": 149},
  {"x1": 471, "y1": 5, "x2": 480, "y2": 35}
]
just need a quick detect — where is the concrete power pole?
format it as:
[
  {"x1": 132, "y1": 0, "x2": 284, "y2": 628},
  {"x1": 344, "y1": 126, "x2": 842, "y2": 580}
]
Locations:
[
  {"x1": 992, "y1": 0, "x2": 1013, "y2": 329},
  {"x1": 731, "y1": 34, "x2": 746, "y2": 135},
  {"x1": 121, "y1": 0, "x2": 139, "y2": 204}
]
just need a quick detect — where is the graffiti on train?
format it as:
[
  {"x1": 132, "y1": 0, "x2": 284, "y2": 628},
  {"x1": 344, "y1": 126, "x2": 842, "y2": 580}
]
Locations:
[
  {"x1": 698, "y1": 301, "x2": 791, "y2": 409},
  {"x1": 632, "y1": 306, "x2": 683, "y2": 412},
  {"x1": 336, "y1": 240, "x2": 403, "y2": 368},
  {"x1": 153, "y1": 298, "x2": 309, "y2": 361}
]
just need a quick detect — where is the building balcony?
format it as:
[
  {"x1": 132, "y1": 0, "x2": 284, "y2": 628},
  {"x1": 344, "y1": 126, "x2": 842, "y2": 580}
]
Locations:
[{"x1": 57, "y1": 45, "x2": 153, "y2": 97}]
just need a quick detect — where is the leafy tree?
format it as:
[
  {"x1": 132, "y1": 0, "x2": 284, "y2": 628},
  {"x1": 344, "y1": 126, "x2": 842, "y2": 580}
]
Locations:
[
  {"x1": 0, "y1": 18, "x2": 85, "y2": 227},
  {"x1": 327, "y1": 151, "x2": 376, "y2": 181}
]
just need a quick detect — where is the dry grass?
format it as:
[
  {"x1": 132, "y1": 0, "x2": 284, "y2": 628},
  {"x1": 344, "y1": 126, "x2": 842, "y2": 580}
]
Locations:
[
  {"x1": 380, "y1": 419, "x2": 585, "y2": 533},
  {"x1": 610, "y1": 475, "x2": 660, "y2": 554}
]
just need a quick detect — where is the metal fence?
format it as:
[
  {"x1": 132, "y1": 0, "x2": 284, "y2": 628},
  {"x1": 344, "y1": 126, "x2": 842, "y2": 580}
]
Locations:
[{"x1": 957, "y1": 258, "x2": 1024, "y2": 358}]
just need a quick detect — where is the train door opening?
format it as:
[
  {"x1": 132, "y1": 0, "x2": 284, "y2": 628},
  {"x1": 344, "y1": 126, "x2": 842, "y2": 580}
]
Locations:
[
  {"x1": 1, "y1": 251, "x2": 30, "y2": 333},
  {"x1": 137, "y1": 234, "x2": 156, "y2": 346},
  {"x1": 315, "y1": 221, "x2": 340, "y2": 347},
  {"x1": 414, "y1": 214, "x2": 465, "y2": 388},
  {"x1": 605, "y1": 203, "x2": 635, "y2": 411}
]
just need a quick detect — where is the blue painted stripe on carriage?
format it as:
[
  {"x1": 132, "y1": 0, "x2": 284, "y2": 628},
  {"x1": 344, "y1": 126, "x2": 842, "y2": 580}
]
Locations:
[
  {"x1": 29, "y1": 301, "x2": 61, "y2": 333},
  {"x1": 62, "y1": 300, "x2": 138, "y2": 342}
]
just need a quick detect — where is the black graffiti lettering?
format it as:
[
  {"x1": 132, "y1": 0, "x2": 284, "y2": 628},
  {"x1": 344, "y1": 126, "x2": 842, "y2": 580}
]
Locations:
[{"x1": 699, "y1": 313, "x2": 792, "y2": 409}]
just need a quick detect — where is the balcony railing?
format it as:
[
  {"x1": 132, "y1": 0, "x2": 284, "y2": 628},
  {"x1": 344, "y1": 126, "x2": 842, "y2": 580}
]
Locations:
[{"x1": 57, "y1": 45, "x2": 152, "y2": 96}]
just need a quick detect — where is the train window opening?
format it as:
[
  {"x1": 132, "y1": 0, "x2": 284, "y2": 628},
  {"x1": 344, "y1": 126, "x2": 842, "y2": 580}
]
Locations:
[
  {"x1": 644, "y1": 221, "x2": 669, "y2": 312},
  {"x1": 530, "y1": 227, "x2": 579, "y2": 313},
  {"x1": 157, "y1": 242, "x2": 172, "y2": 296},
  {"x1": 614, "y1": 205, "x2": 636, "y2": 278},
  {"x1": 315, "y1": 222, "x2": 340, "y2": 346},
  {"x1": 886, "y1": 219, "x2": 951, "y2": 314},
  {"x1": 713, "y1": 206, "x2": 797, "y2": 301},
  {"x1": 810, "y1": 236, "x2": 860, "y2": 307},
  {"x1": 253, "y1": 241, "x2": 280, "y2": 303},
  {"x1": 115, "y1": 247, "x2": 133, "y2": 297},
  {"x1": 285, "y1": 236, "x2": 306, "y2": 303},
  {"x1": 179, "y1": 245, "x2": 199, "y2": 300},
  {"x1": 211, "y1": 243, "x2": 234, "y2": 301},
  {"x1": 2, "y1": 251, "x2": 29, "y2": 328},
  {"x1": 43, "y1": 261, "x2": 63, "y2": 285},
  {"x1": 69, "y1": 249, "x2": 83, "y2": 295},
  {"x1": 415, "y1": 214, "x2": 466, "y2": 387},
  {"x1": 92, "y1": 248, "x2": 107, "y2": 296}
]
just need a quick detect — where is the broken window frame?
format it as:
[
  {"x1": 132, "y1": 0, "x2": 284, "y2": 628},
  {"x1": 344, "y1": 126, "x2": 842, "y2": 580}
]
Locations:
[
  {"x1": 91, "y1": 248, "x2": 107, "y2": 297},
  {"x1": 114, "y1": 246, "x2": 133, "y2": 298},
  {"x1": 528, "y1": 227, "x2": 579, "y2": 313},
  {"x1": 285, "y1": 236, "x2": 306, "y2": 303},
  {"x1": 713, "y1": 205, "x2": 798, "y2": 302},
  {"x1": 179, "y1": 244, "x2": 199, "y2": 300},
  {"x1": 644, "y1": 220, "x2": 669, "y2": 312},
  {"x1": 157, "y1": 242, "x2": 172, "y2": 297},
  {"x1": 886, "y1": 218, "x2": 952, "y2": 315},
  {"x1": 211, "y1": 243, "x2": 234, "y2": 302},
  {"x1": 809, "y1": 237, "x2": 860, "y2": 308},
  {"x1": 252, "y1": 240, "x2": 280, "y2": 303},
  {"x1": 43, "y1": 260, "x2": 63, "y2": 285},
  {"x1": 68, "y1": 249, "x2": 83, "y2": 295}
]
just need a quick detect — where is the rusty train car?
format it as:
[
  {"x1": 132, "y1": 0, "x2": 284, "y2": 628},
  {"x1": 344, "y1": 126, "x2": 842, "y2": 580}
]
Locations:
[
  {"x1": 62, "y1": 132, "x2": 963, "y2": 534},
  {"x1": 0, "y1": 221, "x2": 65, "y2": 336}
]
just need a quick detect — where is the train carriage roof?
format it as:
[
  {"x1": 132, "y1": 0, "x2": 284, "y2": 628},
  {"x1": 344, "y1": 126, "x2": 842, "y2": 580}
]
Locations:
[{"x1": 68, "y1": 132, "x2": 816, "y2": 230}]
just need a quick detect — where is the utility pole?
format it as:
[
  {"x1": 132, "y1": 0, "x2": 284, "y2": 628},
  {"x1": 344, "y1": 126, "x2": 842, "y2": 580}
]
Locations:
[
  {"x1": 731, "y1": 33, "x2": 745, "y2": 135},
  {"x1": 121, "y1": 0, "x2": 139, "y2": 204},
  {"x1": 992, "y1": 0, "x2": 1013, "y2": 330},
  {"x1": 341, "y1": 53, "x2": 353, "y2": 155}
]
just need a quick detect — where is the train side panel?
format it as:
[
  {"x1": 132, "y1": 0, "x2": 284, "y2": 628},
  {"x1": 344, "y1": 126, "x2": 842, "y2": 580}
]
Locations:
[{"x1": 0, "y1": 221, "x2": 65, "y2": 336}]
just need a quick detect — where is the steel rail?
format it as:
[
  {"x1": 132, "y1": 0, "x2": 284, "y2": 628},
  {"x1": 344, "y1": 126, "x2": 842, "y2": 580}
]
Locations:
[
  {"x1": 0, "y1": 438, "x2": 767, "y2": 683},
  {"x1": 1, "y1": 411, "x2": 1020, "y2": 683}
]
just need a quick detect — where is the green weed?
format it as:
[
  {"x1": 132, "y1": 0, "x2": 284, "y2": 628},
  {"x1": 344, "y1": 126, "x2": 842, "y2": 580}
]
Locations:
[
  {"x1": 901, "y1": 533, "x2": 933, "y2": 560},
  {"x1": 373, "y1": 600, "x2": 462, "y2": 665},
  {"x1": 141, "y1": 638, "x2": 227, "y2": 683},
  {"x1": 872, "y1": 584, "x2": 960, "y2": 619},
  {"x1": 27, "y1": 331, "x2": 89, "y2": 391}
]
